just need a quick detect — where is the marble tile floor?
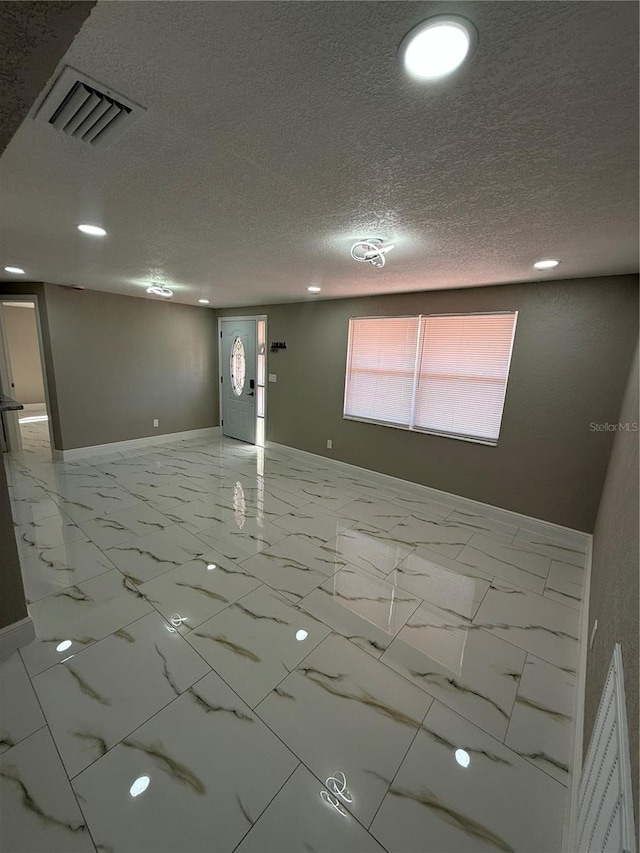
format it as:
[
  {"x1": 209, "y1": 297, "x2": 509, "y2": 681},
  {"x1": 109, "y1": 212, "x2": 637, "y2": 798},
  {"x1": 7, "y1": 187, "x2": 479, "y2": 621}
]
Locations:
[
  {"x1": 17, "y1": 408, "x2": 51, "y2": 457},
  {"x1": 0, "y1": 433, "x2": 589, "y2": 852}
]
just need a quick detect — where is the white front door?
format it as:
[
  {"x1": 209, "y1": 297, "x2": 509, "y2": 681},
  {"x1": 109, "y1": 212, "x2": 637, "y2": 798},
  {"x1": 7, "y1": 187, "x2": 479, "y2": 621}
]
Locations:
[{"x1": 220, "y1": 319, "x2": 257, "y2": 444}]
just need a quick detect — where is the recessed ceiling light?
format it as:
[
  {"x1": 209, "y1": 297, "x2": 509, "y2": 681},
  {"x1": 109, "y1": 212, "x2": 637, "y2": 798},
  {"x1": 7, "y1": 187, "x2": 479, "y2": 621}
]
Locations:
[
  {"x1": 146, "y1": 284, "x2": 173, "y2": 298},
  {"x1": 4, "y1": 266, "x2": 25, "y2": 274},
  {"x1": 198, "y1": 299, "x2": 210, "y2": 304},
  {"x1": 307, "y1": 286, "x2": 322, "y2": 293},
  {"x1": 399, "y1": 15, "x2": 477, "y2": 80},
  {"x1": 533, "y1": 259, "x2": 560, "y2": 270},
  {"x1": 77, "y1": 224, "x2": 107, "y2": 237}
]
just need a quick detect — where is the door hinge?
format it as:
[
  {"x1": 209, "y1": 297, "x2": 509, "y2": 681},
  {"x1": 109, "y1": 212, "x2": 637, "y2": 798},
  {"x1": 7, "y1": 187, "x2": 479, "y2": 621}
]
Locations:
[
  {"x1": 220, "y1": 376, "x2": 223, "y2": 383},
  {"x1": 221, "y1": 419, "x2": 224, "y2": 426},
  {"x1": 220, "y1": 331, "x2": 222, "y2": 338}
]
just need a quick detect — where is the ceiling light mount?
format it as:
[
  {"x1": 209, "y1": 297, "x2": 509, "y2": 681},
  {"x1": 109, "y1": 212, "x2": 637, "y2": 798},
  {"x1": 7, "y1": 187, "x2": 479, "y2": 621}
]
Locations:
[
  {"x1": 399, "y1": 15, "x2": 477, "y2": 80},
  {"x1": 146, "y1": 284, "x2": 173, "y2": 298},
  {"x1": 350, "y1": 238, "x2": 395, "y2": 269}
]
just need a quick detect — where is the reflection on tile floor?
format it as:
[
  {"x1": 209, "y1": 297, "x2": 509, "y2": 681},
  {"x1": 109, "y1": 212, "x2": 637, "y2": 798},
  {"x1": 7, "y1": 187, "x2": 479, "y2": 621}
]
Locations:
[{"x1": 0, "y1": 433, "x2": 588, "y2": 852}]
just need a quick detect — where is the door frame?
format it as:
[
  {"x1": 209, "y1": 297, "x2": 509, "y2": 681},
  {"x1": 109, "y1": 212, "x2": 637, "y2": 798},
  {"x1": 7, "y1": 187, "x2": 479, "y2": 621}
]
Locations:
[
  {"x1": 218, "y1": 314, "x2": 268, "y2": 446},
  {"x1": 0, "y1": 294, "x2": 55, "y2": 458}
]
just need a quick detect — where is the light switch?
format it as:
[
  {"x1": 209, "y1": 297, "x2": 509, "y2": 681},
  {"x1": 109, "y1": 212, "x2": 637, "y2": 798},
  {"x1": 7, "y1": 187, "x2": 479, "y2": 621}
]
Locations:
[{"x1": 268, "y1": 374, "x2": 277, "y2": 382}]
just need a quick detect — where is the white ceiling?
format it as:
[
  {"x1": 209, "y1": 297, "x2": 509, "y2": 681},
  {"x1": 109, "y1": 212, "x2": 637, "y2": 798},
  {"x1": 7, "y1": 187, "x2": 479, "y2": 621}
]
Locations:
[{"x1": 0, "y1": 1, "x2": 638, "y2": 307}]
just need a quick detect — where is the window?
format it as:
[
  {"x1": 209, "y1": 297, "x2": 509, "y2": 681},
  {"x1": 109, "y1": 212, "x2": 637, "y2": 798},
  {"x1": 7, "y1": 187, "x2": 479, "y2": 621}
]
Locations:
[
  {"x1": 344, "y1": 312, "x2": 517, "y2": 444},
  {"x1": 230, "y1": 336, "x2": 246, "y2": 396}
]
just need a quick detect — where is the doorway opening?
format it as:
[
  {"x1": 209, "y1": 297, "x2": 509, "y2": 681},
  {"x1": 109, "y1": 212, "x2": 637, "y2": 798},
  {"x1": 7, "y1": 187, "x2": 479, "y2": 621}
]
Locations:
[
  {"x1": 218, "y1": 315, "x2": 267, "y2": 446},
  {"x1": 0, "y1": 298, "x2": 53, "y2": 460}
]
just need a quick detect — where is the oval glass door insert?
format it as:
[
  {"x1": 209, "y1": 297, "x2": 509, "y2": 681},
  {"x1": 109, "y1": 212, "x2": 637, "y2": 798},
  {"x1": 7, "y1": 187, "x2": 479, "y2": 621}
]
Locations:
[{"x1": 230, "y1": 336, "x2": 246, "y2": 396}]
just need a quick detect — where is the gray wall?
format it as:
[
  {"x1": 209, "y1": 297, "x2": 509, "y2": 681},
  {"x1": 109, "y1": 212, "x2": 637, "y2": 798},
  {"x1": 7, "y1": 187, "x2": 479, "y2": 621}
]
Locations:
[
  {"x1": 584, "y1": 340, "x2": 639, "y2": 834},
  {"x1": 0, "y1": 460, "x2": 28, "y2": 631},
  {"x1": 43, "y1": 285, "x2": 218, "y2": 450},
  {"x1": 2, "y1": 303, "x2": 46, "y2": 404},
  {"x1": 219, "y1": 274, "x2": 638, "y2": 531}
]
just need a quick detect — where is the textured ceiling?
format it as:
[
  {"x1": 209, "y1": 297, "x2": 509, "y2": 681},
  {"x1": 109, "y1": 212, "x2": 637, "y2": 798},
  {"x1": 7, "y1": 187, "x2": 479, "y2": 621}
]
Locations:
[
  {"x1": 0, "y1": 1, "x2": 95, "y2": 154},
  {"x1": 0, "y1": 1, "x2": 638, "y2": 307}
]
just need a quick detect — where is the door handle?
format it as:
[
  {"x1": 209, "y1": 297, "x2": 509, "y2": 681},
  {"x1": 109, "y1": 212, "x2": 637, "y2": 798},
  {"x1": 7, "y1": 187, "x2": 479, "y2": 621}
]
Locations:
[{"x1": 246, "y1": 391, "x2": 255, "y2": 397}]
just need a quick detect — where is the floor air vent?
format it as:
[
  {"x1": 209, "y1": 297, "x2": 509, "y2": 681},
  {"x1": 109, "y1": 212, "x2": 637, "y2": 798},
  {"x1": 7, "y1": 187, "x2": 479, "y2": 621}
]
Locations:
[{"x1": 33, "y1": 66, "x2": 146, "y2": 149}]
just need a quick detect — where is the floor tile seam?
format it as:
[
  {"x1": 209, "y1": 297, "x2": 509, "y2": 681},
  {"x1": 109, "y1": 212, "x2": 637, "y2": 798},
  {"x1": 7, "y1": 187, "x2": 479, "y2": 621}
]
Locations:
[
  {"x1": 247, "y1": 688, "x2": 398, "y2": 849},
  {"x1": 292, "y1": 590, "x2": 416, "y2": 661},
  {"x1": 269, "y1": 513, "x2": 361, "y2": 540},
  {"x1": 13, "y1": 675, "x2": 101, "y2": 852},
  {"x1": 458, "y1": 543, "x2": 552, "y2": 581},
  {"x1": 102, "y1": 524, "x2": 219, "y2": 572},
  {"x1": 237, "y1": 755, "x2": 393, "y2": 853},
  {"x1": 375, "y1": 640, "x2": 530, "y2": 744},
  {"x1": 504, "y1": 531, "x2": 571, "y2": 570},
  {"x1": 0, "y1": 722, "x2": 48, "y2": 757},
  {"x1": 471, "y1": 580, "x2": 493, "y2": 619},
  {"x1": 10, "y1": 505, "x2": 65, "y2": 526},
  {"x1": 18, "y1": 563, "x2": 117, "y2": 608},
  {"x1": 218, "y1": 618, "x2": 339, "y2": 711},
  {"x1": 520, "y1": 651, "x2": 581, "y2": 698},
  {"x1": 8, "y1": 484, "x2": 53, "y2": 502},
  {"x1": 476, "y1": 577, "x2": 583, "y2": 618},
  {"x1": 275, "y1": 627, "x2": 444, "y2": 729},
  {"x1": 243, "y1": 565, "x2": 329, "y2": 607},
  {"x1": 13, "y1": 503, "x2": 85, "y2": 538},
  {"x1": 20, "y1": 540, "x2": 143, "y2": 604},
  {"x1": 374, "y1": 565, "x2": 489, "y2": 616},
  {"x1": 228, "y1": 761, "x2": 301, "y2": 853},
  {"x1": 78, "y1": 515, "x2": 181, "y2": 551},
  {"x1": 364, "y1": 691, "x2": 435, "y2": 833},
  {"x1": 500, "y1": 657, "x2": 527, "y2": 745},
  {"x1": 14, "y1": 532, "x2": 91, "y2": 565},
  {"x1": 472, "y1": 624, "x2": 579, "y2": 673},
  {"x1": 501, "y1": 703, "x2": 571, "y2": 790},
  {"x1": 20, "y1": 607, "x2": 159, "y2": 681},
  {"x1": 318, "y1": 555, "x2": 403, "y2": 588},
  {"x1": 62, "y1": 664, "x2": 214, "y2": 785},
  {"x1": 179, "y1": 635, "x2": 345, "y2": 777},
  {"x1": 177, "y1": 580, "x2": 272, "y2": 639},
  {"x1": 513, "y1": 527, "x2": 590, "y2": 556}
]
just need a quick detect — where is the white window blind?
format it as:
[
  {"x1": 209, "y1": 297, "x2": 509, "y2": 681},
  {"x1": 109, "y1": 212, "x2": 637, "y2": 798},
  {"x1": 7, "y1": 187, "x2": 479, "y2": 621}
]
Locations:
[
  {"x1": 344, "y1": 312, "x2": 517, "y2": 444},
  {"x1": 343, "y1": 316, "x2": 419, "y2": 426}
]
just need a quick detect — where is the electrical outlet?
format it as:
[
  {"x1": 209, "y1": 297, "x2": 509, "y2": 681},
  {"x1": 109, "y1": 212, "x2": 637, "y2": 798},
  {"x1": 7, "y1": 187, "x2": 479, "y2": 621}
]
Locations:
[
  {"x1": 153, "y1": 419, "x2": 159, "y2": 428},
  {"x1": 268, "y1": 373, "x2": 277, "y2": 383},
  {"x1": 326, "y1": 439, "x2": 332, "y2": 449}
]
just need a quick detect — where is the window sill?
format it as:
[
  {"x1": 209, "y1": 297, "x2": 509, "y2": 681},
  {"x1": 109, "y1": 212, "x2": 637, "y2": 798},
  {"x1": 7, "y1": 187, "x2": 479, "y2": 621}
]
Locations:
[{"x1": 342, "y1": 415, "x2": 498, "y2": 447}]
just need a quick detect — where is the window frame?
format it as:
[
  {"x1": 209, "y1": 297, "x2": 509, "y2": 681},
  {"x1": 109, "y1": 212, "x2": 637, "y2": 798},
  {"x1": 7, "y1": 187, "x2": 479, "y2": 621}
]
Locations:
[{"x1": 343, "y1": 310, "x2": 518, "y2": 446}]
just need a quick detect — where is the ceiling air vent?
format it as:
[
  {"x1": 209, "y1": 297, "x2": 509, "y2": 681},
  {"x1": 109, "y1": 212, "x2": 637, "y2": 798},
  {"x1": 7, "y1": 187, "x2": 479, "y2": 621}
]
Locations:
[{"x1": 33, "y1": 66, "x2": 146, "y2": 149}]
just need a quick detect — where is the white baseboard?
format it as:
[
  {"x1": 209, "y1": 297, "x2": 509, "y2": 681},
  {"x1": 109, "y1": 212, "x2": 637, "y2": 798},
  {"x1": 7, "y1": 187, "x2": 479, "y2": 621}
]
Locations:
[
  {"x1": 564, "y1": 536, "x2": 593, "y2": 851},
  {"x1": 267, "y1": 441, "x2": 591, "y2": 550},
  {"x1": 52, "y1": 426, "x2": 221, "y2": 461},
  {"x1": 0, "y1": 616, "x2": 35, "y2": 661}
]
